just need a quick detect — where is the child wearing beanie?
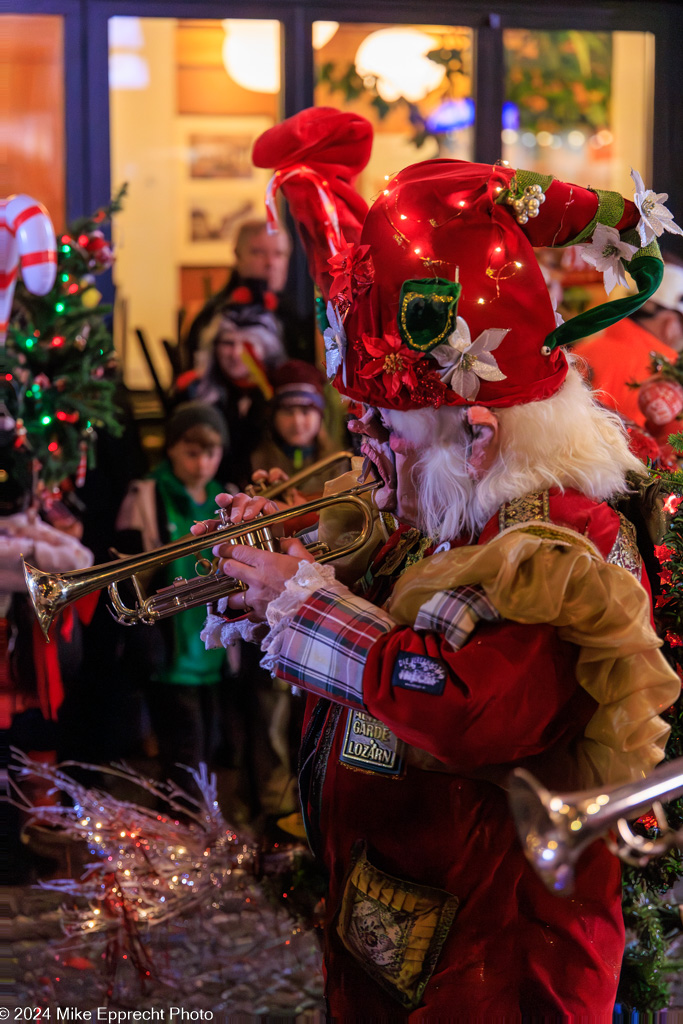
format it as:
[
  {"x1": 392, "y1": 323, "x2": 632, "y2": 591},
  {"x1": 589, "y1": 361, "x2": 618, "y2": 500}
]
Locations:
[
  {"x1": 250, "y1": 359, "x2": 343, "y2": 500},
  {"x1": 115, "y1": 401, "x2": 231, "y2": 797}
]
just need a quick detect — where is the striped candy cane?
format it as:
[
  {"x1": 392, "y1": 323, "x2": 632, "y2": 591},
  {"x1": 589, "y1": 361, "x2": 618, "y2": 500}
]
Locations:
[{"x1": 0, "y1": 194, "x2": 57, "y2": 344}]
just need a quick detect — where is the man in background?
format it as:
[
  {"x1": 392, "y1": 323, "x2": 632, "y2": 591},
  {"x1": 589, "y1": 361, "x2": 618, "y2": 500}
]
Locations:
[
  {"x1": 573, "y1": 260, "x2": 683, "y2": 426},
  {"x1": 185, "y1": 221, "x2": 295, "y2": 363}
]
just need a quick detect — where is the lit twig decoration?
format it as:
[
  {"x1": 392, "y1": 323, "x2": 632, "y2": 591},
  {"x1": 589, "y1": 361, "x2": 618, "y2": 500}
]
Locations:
[{"x1": 10, "y1": 750, "x2": 257, "y2": 941}]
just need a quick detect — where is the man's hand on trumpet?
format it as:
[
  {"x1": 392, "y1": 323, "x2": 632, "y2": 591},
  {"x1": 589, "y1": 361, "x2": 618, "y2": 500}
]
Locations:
[{"x1": 189, "y1": 491, "x2": 314, "y2": 620}]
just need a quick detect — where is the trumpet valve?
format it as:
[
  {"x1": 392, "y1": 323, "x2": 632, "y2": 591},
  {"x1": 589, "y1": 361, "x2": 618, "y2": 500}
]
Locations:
[{"x1": 253, "y1": 526, "x2": 277, "y2": 552}]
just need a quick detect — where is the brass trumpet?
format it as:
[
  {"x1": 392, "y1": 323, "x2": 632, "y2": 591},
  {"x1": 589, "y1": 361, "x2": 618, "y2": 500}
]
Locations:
[
  {"x1": 509, "y1": 759, "x2": 683, "y2": 895},
  {"x1": 248, "y1": 450, "x2": 354, "y2": 500},
  {"x1": 22, "y1": 481, "x2": 380, "y2": 641}
]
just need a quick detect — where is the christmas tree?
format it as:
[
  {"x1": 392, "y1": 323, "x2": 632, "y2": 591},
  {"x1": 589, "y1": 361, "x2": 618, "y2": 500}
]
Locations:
[
  {"x1": 1, "y1": 187, "x2": 126, "y2": 494},
  {"x1": 618, "y1": 420, "x2": 683, "y2": 1011}
]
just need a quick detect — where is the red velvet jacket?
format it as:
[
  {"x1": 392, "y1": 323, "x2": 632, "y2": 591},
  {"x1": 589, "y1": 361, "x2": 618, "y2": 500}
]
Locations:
[{"x1": 289, "y1": 490, "x2": 634, "y2": 1020}]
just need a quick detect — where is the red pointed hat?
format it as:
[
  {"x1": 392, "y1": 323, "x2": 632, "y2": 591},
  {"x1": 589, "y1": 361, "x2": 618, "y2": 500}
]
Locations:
[{"x1": 253, "y1": 107, "x2": 667, "y2": 412}]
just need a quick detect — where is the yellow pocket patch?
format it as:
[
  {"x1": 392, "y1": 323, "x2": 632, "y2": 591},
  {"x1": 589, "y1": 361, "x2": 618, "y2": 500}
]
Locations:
[{"x1": 336, "y1": 843, "x2": 459, "y2": 1009}]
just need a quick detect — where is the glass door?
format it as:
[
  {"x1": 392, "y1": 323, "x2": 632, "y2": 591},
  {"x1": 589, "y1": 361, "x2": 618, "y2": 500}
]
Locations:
[
  {"x1": 314, "y1": 21, "x2": 476, "y2": 203},
  {"x1": 109, "y1": 16, "x2": 283, "y2": 390},
  {"x1": 3, "y1": 14, "x2": 66, "y2": 231}
]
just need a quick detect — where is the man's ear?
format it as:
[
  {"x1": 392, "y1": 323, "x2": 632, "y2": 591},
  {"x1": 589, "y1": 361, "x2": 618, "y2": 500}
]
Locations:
[{"x1": 465, "y1": 406, "x2": 501, "y2": 480}]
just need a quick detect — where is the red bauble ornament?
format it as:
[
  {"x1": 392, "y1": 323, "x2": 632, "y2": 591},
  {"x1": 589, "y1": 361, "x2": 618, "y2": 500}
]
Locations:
[{"x1": 638, "y1": 376, "x2": 683, "y2": 430}]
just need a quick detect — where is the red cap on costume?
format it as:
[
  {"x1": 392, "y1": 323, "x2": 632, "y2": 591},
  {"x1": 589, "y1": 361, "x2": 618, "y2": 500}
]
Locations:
[{"x1": 254, "y1": 107, "x2": 664, "y2": 413}]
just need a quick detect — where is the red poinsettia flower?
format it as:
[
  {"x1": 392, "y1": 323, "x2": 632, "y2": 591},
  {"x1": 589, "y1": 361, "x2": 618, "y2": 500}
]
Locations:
[
  {"x1": 328, "y1": 243, "x2": 374, "y2": 301},
  {"x1": 358, "y1": 332, "x2": 420, "y2": 398}
]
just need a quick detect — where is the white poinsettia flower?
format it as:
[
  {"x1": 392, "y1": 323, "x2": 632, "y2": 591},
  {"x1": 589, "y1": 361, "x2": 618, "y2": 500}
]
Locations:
[
  {"x1": 431, "y1": 317, "x2": 508, "y2": 401},
  {"x1": 323, "y1": 301, "x2": 347, "y2": 380},
  {"x1": 551, "y1": 294, "x2": 565, "y2": 327},
  {"x1": 631, "y1": 168, "x2": 683, "y2": 247},
  {"x1": 578, "y1": 223, "x2": 639, "y2": 295}
]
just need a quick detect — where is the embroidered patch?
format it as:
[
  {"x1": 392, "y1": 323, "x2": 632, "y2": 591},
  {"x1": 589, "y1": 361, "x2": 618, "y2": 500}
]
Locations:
[
  {"x1": 392, "y1": 652, "x2": 447, "y2": 695},
  {"x1": 340, "y1": 710, "x2": 404, "y2": 776},
  {"x1": 336, "y1": 842, "x2": 459, "y2": 1009}
]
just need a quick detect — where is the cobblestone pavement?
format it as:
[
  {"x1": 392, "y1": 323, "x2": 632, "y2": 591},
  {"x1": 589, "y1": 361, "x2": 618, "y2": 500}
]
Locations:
[
  {"x1": 8, "y1": 884, "x2": 325, "y2": 1021},
  {"x1": 7, "y1": 873, "x2": 683, "y2": 1020}
]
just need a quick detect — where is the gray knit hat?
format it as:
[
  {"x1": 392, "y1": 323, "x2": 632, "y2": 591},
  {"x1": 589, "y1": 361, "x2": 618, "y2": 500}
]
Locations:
[{"x1": 166, "y1": 401, "x2": 229, "y2": 449}]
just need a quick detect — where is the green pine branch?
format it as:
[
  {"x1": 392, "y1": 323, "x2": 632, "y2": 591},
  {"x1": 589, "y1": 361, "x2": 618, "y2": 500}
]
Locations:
[{"x1": 5, "y1": 189, "x2": 126, "y2": 486}]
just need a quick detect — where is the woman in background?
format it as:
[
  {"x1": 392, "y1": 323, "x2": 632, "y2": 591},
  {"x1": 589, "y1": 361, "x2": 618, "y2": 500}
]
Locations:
[{"x1": 175, "y1": 288, "x2": 285, "y2": 488}]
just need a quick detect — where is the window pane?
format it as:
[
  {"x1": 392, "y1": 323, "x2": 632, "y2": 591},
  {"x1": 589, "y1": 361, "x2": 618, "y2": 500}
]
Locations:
[
  {"x1": 3, "y1": 15, "x2": 65, "y2": 232},
  {"x1": 109, "y1": 17, "x2": 281, "y2": 389},
  {"x1": 314, "y1": 23, "x2": 475, "y2": 203},
  {"x1": 502, "y1": 29, "x2": 654, "y2": 194}
]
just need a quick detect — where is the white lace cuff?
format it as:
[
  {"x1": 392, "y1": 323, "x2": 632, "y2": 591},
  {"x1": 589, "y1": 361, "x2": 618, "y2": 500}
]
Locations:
[
  {"x1": 201, "y1": 612, "x2": 267, "y2": 648},
  {"x1": 260, "y1": 560, "x2": 352, "y2": 675},
  {"x1": 265, "y1": 559, "x2": 338, "y2": 630}
]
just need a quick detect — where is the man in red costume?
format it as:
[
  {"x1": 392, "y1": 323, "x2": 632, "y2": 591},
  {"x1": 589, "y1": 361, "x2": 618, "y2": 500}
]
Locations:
[
  {"x1": 195, "y1": 109, "x2": 681, "y2": 1020},
  {"x1": 574, "y1": 261, "x2": 683, "y2": 427}
]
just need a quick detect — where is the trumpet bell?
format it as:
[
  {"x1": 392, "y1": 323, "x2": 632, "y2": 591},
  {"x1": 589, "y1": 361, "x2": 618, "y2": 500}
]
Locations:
[
  {"x1": 508, "y1": 768, "x2": 583, "y2": 894},
  {"x1": 22, "y1": 558, "x2": 71, "y2": 640},
  {"x1": 509, "y1": 760, "x2": 683, "y2": 895}
]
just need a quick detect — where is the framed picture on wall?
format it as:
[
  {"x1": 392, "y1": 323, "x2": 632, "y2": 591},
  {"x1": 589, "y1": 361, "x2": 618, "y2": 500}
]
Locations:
[
  {"x1": 175, "y1": 115, "x2": 273, "y2": 265},
  {"x1": 188, "y1": 132, "x2": 254, "y2": 179}
]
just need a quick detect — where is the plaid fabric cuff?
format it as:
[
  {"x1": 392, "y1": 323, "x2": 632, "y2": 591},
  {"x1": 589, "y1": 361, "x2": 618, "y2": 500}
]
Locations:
[
  {"x1": 414, "y1": 585, "x2": 500, "y2": 650},
  {"x1": 295, "y1": 525, "x2": 319, "y2": 546},
  {"x1": 264, "y1": 585, "x2": 396, "y2": 709}
]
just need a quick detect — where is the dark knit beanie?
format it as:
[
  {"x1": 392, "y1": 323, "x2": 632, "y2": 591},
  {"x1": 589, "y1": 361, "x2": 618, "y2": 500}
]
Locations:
[
  {"x1": 166, "y1": 401, "x2": 228, "y2": 449},
  {"x1": 270, "y1": 360, "x2": 326, "y2": 412}
]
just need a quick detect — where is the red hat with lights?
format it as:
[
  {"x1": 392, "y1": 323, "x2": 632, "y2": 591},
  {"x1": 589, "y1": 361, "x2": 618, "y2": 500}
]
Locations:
[{"x1": 253, "y1": 107, "x2": 675, "y2": 412}]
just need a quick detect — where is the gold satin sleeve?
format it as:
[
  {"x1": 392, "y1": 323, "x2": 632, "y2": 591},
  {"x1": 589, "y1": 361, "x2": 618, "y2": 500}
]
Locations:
[{"x1": 385, "y1": 523, "x2": 680, "y2": 789}]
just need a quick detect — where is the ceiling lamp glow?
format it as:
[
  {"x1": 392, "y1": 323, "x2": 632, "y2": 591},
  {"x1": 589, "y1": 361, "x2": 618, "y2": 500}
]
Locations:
[
  {"x1": 222, "y1": 19, "x2": 280, "y2": 94},
  {"x1": 355, "y1": 28, "x2": 445, "y2": 103},
  {"x1": 109, "y1": 52, "x2": 150, "y2": 90},
  {"x1": 108, "y1": 17, "x2": 144, "y2": 50},
  {"x1": 313, "y1": 21, "x2": 339, "y2": 50}
]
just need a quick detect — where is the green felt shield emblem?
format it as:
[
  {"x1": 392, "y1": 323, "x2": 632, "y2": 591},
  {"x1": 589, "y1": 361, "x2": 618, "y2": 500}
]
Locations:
[{"x1": 398, "y1": 278, "x2": 462, "y2": 352}]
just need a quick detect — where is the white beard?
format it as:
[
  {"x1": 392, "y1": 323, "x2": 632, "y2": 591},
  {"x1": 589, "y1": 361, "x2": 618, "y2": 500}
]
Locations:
[
  {"x1": 378, "y1": 361, "x2": 645, "y2": 543},
  {"x1": 381, "y1": 407, "x2": 493, "y2": 541}
]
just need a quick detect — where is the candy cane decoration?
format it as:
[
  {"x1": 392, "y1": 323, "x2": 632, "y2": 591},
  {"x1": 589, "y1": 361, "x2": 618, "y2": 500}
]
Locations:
[
  {"x1": 265, "y1": 164, "x2": 344, "y2": 256},
  {"x1": 0, "y1": 194, "x2": 57, "y2": 345}
]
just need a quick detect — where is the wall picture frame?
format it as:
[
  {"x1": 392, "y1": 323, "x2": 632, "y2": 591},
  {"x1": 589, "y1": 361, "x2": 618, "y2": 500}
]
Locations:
[{"x1": 175, "y1": 114, "x2": 273, "y2": 265}]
